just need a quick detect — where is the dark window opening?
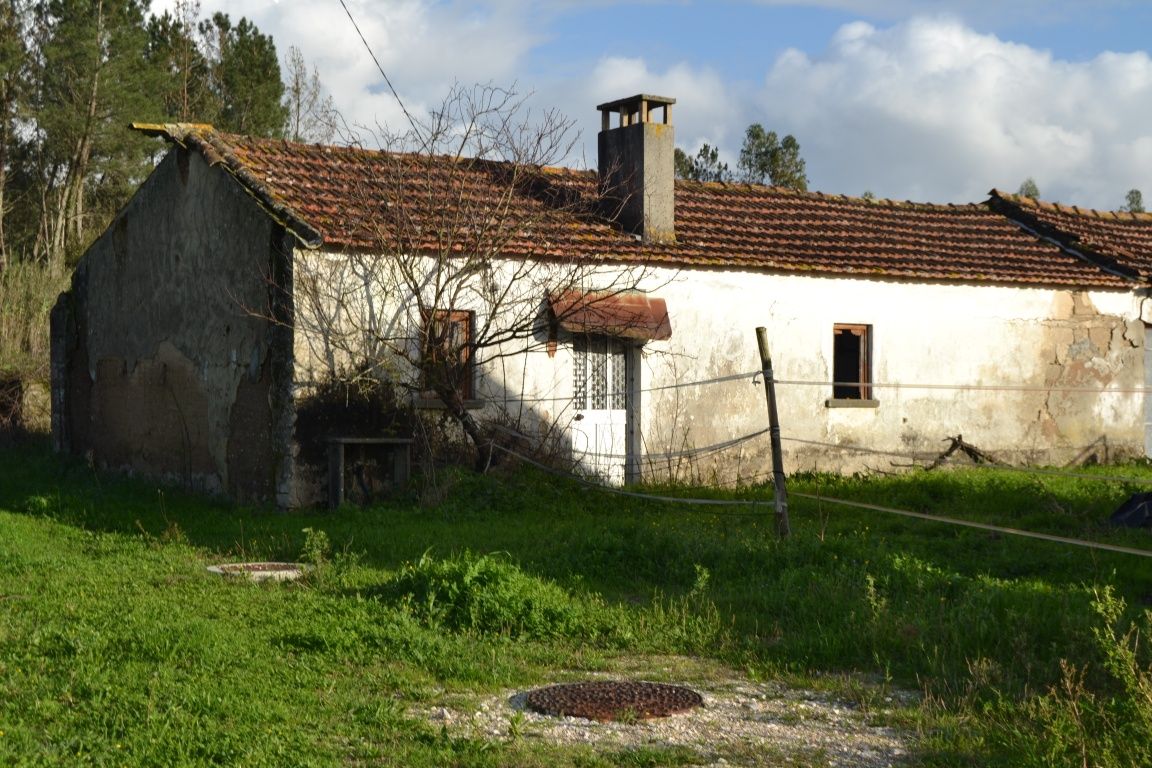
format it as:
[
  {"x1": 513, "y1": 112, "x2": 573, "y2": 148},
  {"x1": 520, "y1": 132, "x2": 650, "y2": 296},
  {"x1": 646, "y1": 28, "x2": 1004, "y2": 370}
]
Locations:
[
  {"x1": 832, "y1": 323, "x2": 871, "y2": 400},
  {"x1": 421, "y1": 309, "x2": 474, "y2": 400}
]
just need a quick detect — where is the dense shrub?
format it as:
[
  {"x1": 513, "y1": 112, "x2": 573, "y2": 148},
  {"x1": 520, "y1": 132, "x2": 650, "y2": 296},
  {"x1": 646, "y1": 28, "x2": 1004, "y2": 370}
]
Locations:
[
  {"x1": 385, "y1": 551, "x2": 623, "y2": 642},
  {"x1": 0, "y1": 263, "x2": 63, "y2": 435}
]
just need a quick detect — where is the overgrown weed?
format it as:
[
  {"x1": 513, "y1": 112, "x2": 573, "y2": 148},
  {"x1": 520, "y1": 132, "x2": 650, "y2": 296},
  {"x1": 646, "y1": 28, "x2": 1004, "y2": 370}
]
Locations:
[
  {"x1": 6, "y1": 446, "x2": 1152, "y2": 765},
  {"x1": 978, "y1": 588, "x2": 1152, "y2": 768}
]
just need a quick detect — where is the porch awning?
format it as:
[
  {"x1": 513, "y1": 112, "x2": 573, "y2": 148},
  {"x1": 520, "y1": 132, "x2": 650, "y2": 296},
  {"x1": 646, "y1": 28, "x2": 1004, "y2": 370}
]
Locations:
[{"x1": 548, "y1": 291, "x2": 672, "y2": 341}]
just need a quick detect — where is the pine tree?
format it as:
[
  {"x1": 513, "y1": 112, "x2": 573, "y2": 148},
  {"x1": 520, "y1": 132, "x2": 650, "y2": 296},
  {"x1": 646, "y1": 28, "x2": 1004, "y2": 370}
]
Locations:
[
  {"x1": 1123, "y1": 188, "x2": 1144, "y2": 214},
  {"x1": 736, "y1": 123, "x2": 808, "y2": 191},
  {"x1": 673, "y1": 144, "x2": 730, "y2": 182},
  {"x1": 1017, "y1": 177, "x2": 1040, "y2": 199},
  {"x1": 0, "y1": 0, "x2": 30, "y2": 269},
  {"x1": 200, "y1": 13, "x2": 287, "y2": 137},
  {"x1": 146, "y1": 0, "x2": 216, "y2": 123},
  {"x1": 30, "y1": 0, "x2": 163, "y2": 269}
]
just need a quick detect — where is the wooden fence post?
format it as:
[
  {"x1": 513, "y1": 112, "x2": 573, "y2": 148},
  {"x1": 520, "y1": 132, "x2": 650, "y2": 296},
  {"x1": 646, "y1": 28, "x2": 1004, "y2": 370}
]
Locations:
[{"x1": 755, "y1": 326, "x2": 791, "y2": 539}]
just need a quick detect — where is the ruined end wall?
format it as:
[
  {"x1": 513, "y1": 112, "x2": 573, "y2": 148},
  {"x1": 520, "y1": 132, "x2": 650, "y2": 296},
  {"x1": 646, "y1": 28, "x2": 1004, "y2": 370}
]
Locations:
[{"x1": 52, "y1": 145, "x2": 295, "y2": 503}]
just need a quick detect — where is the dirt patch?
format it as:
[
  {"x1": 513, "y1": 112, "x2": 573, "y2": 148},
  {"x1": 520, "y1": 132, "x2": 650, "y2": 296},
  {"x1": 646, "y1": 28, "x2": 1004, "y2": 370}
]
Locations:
[{"x1": 414, "y1": 656, "x2": 916, "y2": 767}]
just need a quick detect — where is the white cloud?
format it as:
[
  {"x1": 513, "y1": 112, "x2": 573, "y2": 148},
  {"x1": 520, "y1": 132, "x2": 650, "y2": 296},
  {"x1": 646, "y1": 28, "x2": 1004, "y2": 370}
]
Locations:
[
  {"x1": 751, "y1": 16, "x2": 1152, "y2": 206},
  {"x1": 554, "y1": 13, "x2": 1152, "y2": 207},
  {"x1": 156, "y1": 0, "x2": 543, "y2": 141},
  {"x1": 148, "y1": 2, "x2": 1152, "y2": 208}
]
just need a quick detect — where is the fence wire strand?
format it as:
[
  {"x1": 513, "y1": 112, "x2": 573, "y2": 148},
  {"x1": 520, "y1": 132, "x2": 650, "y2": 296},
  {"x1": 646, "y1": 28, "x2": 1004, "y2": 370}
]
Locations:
[
  {"x1": 781, "y1": 435, "x2": 1152, "y2": 486},
  {"x1": 478, "y1": 338, "x2": 1152, "y2": 547},
  {"x1": 791, "y1": 491, "x2": 1152, "y2": 558},
  {"x1": 486, "y1": 444, "x2": 1152, "y2": 558},
  {"x1": 490, "y1": 443, "x2": 772, "y2": 512},
  {"x1": 490, "y1": 370, "x2": 1152, "y2": 409}
]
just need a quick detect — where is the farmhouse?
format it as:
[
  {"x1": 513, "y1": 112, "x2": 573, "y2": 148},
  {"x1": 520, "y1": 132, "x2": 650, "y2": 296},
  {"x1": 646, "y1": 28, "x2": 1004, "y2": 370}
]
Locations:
[{"x1": 50, "y1": 94, "x2": 1152, "y2": 507}]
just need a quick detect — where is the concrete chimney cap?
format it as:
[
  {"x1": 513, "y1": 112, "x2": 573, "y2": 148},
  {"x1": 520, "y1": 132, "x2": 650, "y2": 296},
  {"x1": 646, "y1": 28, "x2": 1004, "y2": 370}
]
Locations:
[{"x1": 596, "y1": 94, "x2": 676, "y2": 113}]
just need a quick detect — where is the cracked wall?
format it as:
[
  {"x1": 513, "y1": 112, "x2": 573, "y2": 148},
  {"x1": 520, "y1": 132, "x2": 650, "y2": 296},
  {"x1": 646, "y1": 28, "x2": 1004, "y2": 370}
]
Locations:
[
  {"x1": 637, "y1": 270, "x2": 1146, "y2": 482},
  {"x1": 1026, "y1": 291, "x2": 1144, "y2": 456}
]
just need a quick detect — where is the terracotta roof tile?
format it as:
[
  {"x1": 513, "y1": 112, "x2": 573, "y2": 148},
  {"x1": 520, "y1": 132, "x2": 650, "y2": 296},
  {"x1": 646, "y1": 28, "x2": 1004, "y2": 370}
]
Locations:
[
  {"x1": 133, "y1": 124, "x2": 1141, "y2": 290},
  {"x1": 988, "y1": 190, "x2": 1152, "y2": 281}
]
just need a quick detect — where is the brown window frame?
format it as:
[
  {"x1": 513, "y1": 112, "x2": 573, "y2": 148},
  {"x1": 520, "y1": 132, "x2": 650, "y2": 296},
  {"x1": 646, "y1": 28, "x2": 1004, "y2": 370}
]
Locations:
[
  {"x1": 831, "y1": 323, "x2": 872, "y2": 401},
  {"x1": 420, "y1": 309, "x2": 475, "y2": 401}
]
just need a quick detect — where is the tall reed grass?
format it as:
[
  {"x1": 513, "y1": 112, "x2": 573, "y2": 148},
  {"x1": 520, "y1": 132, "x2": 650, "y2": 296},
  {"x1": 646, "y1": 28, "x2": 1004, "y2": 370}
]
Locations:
[
  {"x1": 0, "y1": 262, "x2": 65, "y2": 431},
  {"x1": 0, "y1": 261, "x2": 63, "y2": 377}
]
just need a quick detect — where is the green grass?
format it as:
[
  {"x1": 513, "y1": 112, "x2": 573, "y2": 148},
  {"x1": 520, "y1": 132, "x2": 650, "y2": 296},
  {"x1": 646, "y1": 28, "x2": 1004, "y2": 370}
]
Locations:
[{"x1": 3, "y1": 440, "x2": 1152, "y2": 765}]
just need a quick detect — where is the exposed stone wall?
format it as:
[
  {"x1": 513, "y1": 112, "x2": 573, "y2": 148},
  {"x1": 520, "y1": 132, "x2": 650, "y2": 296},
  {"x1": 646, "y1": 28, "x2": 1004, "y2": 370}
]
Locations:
[
  {"x1": 1025, "y1": 291, "x2": 1144, "y2": 459},
  {"x1": 53, "y1": 146, "x2": 294, "y2": 502}
]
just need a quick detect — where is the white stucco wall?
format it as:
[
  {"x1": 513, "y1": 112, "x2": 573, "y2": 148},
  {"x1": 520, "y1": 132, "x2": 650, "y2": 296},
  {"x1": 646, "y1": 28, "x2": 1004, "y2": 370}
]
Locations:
[
  {"x1": 482, "y1": 267, "x2": 1146, "y2": 481},
  {"x1": 634, "y1": 270, "x2": 1144, "y2": 480},
  {"x1": 292, "y1": 249, "x2": 1147, "y2": 485}
]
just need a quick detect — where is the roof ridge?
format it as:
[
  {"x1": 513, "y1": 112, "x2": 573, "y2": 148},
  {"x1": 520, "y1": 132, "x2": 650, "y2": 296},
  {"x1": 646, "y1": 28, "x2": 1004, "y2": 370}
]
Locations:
[
  {"x1": 676, "y1": 178, "x2": 987, "y2": 209},
  {"x1": 132, "y1": 122, "x2": 323, "y2": 249},
  {"x1": 990, "y1": 188, "x2": 1152, "y2": 222},
  {"x1": 221, "y1": 129, "x2": 591, "y2": 178}
]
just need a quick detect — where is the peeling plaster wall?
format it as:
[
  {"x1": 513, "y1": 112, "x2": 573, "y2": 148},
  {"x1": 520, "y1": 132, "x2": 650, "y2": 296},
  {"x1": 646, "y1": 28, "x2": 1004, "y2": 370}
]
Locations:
[
  {"x1": 637, "y1": 270, "x2": 1144, "y2": 481},
  {"x1": 470, "y1": 268, "x2": 1145, "y2": 482},
  {"x1": 53, "y1": 146, "x2": 294, "y2": 502},
  {"x1": 289, "y1": 251, "x2": 1145, "y2": 486}
]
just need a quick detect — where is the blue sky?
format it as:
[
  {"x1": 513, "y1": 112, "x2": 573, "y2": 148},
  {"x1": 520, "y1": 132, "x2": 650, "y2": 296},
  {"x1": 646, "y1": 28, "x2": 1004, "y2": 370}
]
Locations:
[
  {"x1": 538, "y1": 2, "x2": 1152, "y2": 72},
  {"x1": 163, "y1": 0, "x2": 1152, "y2": 209}
]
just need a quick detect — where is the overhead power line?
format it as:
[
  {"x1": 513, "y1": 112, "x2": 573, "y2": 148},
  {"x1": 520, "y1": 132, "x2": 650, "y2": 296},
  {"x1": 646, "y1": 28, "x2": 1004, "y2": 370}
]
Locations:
[{"x1": 338, "y1": 0, "x2": 419, "y2": 137}]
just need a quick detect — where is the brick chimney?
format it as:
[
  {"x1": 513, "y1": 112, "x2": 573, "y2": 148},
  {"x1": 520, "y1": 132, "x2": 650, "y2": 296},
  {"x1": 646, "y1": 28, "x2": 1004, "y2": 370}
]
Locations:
[{"x1": 597, "y1": 94, "x2": 676, "y2": 244}]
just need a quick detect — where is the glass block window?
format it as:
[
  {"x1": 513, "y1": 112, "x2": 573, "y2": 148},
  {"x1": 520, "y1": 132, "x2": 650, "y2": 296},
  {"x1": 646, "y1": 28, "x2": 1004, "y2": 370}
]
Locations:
[
  {"x1": 609, "y1": 343, "x2": 626, "y2": 410},
  {"x1": 573, "y1": 337, "x2": 588, "y2": 409},
  {"x1": 574, "y1": 335, "x2": 628, "y2": 411}
]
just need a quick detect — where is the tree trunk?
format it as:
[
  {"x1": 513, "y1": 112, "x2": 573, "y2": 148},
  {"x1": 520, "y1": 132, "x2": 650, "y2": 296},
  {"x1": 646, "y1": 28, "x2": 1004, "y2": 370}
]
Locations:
[
  {"x1": 0, "y1": 105, "x2": 9, "y2": 272},
  {"x1": 435, "y1": 386, "x2": 495, "y2": 472},
  {"x1": 46, "y1": 0, "x2": 102, "y2": 272},
  {"x1": 68, "y1": 0, "x2": 103, "y2": 249}
]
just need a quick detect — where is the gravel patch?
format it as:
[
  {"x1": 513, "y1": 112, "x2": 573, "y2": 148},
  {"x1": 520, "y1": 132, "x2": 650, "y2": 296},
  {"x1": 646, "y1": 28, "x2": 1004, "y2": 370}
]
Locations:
[{"x1": 413, "y1": 659, "x2": 916, "y2": 767}]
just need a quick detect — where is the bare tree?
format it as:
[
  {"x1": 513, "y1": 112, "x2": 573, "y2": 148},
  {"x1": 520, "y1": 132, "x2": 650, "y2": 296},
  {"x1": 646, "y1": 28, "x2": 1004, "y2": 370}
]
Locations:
[
  {"x1": 282, "y1": 45, "x2": 337, "y2": 144},
  {"x1": 291, "y1": 83, "x2": 659, "y2": 469}
]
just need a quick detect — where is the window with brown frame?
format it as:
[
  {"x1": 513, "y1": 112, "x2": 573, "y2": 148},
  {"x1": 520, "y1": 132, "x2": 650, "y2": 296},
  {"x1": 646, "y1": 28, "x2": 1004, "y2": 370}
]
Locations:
[
  {"x1": 832, "y1": 323, "x2": 872, "y2": 400},
  {"x1": 421, "y1": 309, "x2": 474, "y2": 400}
]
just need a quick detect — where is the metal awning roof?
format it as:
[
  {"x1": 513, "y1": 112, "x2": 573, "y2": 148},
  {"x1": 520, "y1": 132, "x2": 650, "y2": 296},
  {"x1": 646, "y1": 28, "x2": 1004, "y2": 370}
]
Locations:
[{"x1": 549, "y1": 291, "x2": 672, "y2": 341}]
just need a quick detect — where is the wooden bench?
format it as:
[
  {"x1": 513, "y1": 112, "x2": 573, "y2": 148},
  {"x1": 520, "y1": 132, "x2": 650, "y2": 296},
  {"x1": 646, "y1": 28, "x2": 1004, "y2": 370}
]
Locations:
[{"x1": 327, "y1": 437, "x2": 414, "y2": 509}]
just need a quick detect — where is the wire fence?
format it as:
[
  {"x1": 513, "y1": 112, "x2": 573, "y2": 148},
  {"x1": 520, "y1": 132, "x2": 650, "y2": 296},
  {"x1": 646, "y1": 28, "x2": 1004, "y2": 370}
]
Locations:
[
  {"x1": 486, "y1": 436, "x2": 1152, "y2": 558},
  {"x1": 498, "y1": 362, "x2": 1149, "y2": 481},
  {"x1": 779, "y1": 435, "x2": 1152, "y2": 487},
  {"x1": 495, "y1": 369, "x2": 1152, "y2": 408},
  {"x1": 484, "y1": 352, "x2": 1152, "y2": 558},
  {"x1": 489, "y1": 443, "x2": 772, "y2": 515},
  {"x1": 790, "y1": 491, "x2": 1152, "y2": 559}
]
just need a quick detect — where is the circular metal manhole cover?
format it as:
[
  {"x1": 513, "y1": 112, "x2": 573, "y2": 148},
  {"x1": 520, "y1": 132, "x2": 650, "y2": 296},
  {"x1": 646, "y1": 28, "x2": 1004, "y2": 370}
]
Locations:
[{"x1": 524, "y1": 681, "x2": 703, "y2": 722}]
